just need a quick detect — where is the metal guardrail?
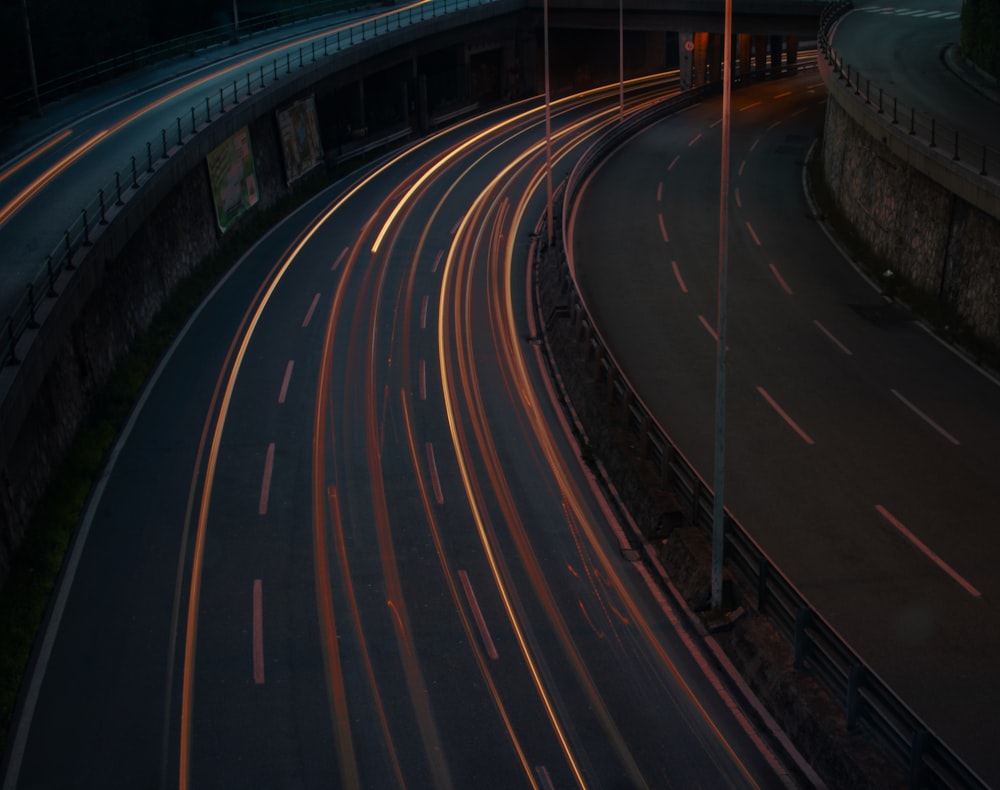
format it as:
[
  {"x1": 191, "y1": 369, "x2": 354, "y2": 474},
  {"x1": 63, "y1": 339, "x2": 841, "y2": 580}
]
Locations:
[
  {"x1": 1, "y1": 0, "x2": 503, "y2": 370},
  {"x1": 553, "y1": 50, "x2": 990, "y2": 790},
  {"x1": 818, "y1": 0, "x2": 1000, "y2": 182},
  {"x1": 2, "y1": 0, "x2": 371, "y2": 122}
]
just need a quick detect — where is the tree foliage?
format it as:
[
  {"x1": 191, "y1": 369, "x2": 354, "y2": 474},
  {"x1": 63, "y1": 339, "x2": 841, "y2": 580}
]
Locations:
[{"x1": 961, "y1": 0, "x2": 1000, "y2": 76}]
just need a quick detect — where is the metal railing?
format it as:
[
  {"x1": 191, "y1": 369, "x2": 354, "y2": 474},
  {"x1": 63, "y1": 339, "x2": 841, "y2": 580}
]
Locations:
[
  {"x1": 1, "y1": 0, "x2": 503, "y2": 370},
  {"x1": 819, "y1": 1, "x2": 1000, "y2": 182},
  {"x1": 551, "y1": 57, "x2": 989, "y2": 790},
  {"x1": 2, "y1": 0, "x2": 375, "y2": 123}
]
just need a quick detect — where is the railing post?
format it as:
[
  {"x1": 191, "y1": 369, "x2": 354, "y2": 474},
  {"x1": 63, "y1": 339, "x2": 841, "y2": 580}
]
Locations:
[
  {"x1": 177, "y1": 116, "x2": 183, "y2": 146},
  {"x1": 864, "y1": 77, "x2": 870, "y2": 103},
  {"x1": 909, "y1": 729, "x2": 930, "y2": 788},
  {"x1": 27, "y1": 284, "x2": 39, "y2": 328},
  {"x1": 756, "y1": 556, "x2": 768, "y2": 612},
  {"x1": 191, "y1": 106, "x2": 196, "y2": 134},
  {"x1": 161, "y1": 128, "x2": 168, "y2": 159},
  {"x1": 147, "y1": 141, "x2": 154, "y2": 172},
  {"x1": 233, "y1": 79, "x2": 238, "y2": 105},
  {"x1": 311, "y1": 41, "x2": 315, "y2": 62},
  {"x1": 286, "y1": 52, "x2": 291, "y2": 74},
  {"x1": 846, "y1": 663, "x2": 866, "y2": 731},
  {"x1": 219, "y1": 86, "x2": 225, "y2": 113},
  {"x1": 64, "y1": 230, "x2": 75, "y2": 270},
  {"x1": 246, "y1": 73, "x2": 251, "y2": 97},
  {"x1": 98, "y1": 189, "x2": 107, "y2": 225},
  {"x1": 115, "y1": 172, "x2": 124, "y2": 205},
  {"x1": 274, "y1": 59, "x2": 278, "y2": 81},
  {"x1": 260, "y1": 63, "x2": 265, "y2": 88},
  {"x1": 5, "y1": 318, "x2": 19, "y2": 366},
  {"x1": 46, "y1": 256, "x2": 58, "y2": 296},
  {"x1": 82, "y1": 208, "x2": 92, "y2": 246},
  {"x1": 793, "y1": 607, "x2": 811, "y2": 669},
  {"x1": 206, "y1": 95, "x2": 211, "y2": 123},
  {"x1": 299, "y1": 47, "x2": 303, "y2": 68}
]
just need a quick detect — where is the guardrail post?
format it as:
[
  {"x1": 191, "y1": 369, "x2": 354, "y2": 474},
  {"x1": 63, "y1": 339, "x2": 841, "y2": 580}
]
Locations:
[
  {"x1": 206, "y1": 96, "x2": 211, "y2": 123},
  {"x1": 4, "y1": 318, "x2": 19, "y2": 365},
  {"x1": 864, "y1": 77, "x2": 870, "y2": 103},
  {"x1": 246, "y1": 73, "x2": 251, "y2": 97},
  {"x1": 793, "y1": 607, "x2": 811, "y2": 669},
  {"x1": 191, "y1": 106, "x2": 196, "y2": 134},
  {"x1": 147, "y1": 142, "x2": 154, "y2": 172},
  {"x1": 299, "y1": 47, "x2": 303, "y2": 68},
  {"x1": 131, "y1": 156, "x2": 139, "y2": 188},
  {"x1": 219, "y1": 87, "x2": 225, "y2": 113},
  {"x1": 846, "y1": 663, "x2": 866, "y2": 731},
  {"x1": 64, "y1": 230, "x2": 74, "y2": 270},
  {"x1": 161, "y1": 129, "x2": 168, "y2": 159},
  {"x1": 27, "y1": 284, "x2": 39, "y2": 328},
  {"x1": 324, "y1": 36, "x2": 328, "y2": 57},
  {"x1": 855, "y1": 71, "x2": 861, "y2": 96},
  {"x1": 311, "y1": 41, "x2": 315, "y2": 62},
  {"x1": 82, "y1": 209, "x2": 92, "y2": 246},
  {"x1": 115, "y1": 172, "x2": 124, "y2": 205},
  {"x1": 260, "y1": 64, "x2": 265, "y2": 88},
  {"x1": 177, "y1": 117, "x2": 183, "y2": 146},
  {"x1": 756, "y1": 556, "x2": 768, "y2": 611},
  {"x1": 46, "y1": 256, "x2": 58, "y2": 296},
  {"x1": 233, "y1": 79, "x2": 239, "y2": 105},
  {"x1": 286, "y1": 52, "x2": 291, "y2": 74},
  {"x1": 909, "y1": 729, "x2": 930, "y2": 788},
  {"x1": 98, "y1": 189, "x2": 107, "y2": 225}
]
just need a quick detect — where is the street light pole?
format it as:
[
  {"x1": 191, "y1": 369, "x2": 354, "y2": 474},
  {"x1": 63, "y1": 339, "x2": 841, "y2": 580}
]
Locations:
[
  {"x1": 618, "y1": 0, "x2": 624, "y2": 121},
  {"x1": 19, "y1": 0, "x2": 41, "y2": 117},
  {"x1": 544, "y1": 0, "x2": 554, "y2": 246},
  {"x1": 711, "y1": 0, "x2": 734, "y2": 611}
]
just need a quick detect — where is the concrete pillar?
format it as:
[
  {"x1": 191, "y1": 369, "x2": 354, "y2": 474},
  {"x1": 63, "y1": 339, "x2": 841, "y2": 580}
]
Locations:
[
  {"x1": 770, "y1": 35, "x2": 783, "y2": 71},
  {"x1": 678, "y1": 31, "x2": 695, "y2": 90},
  {"x1": 738, "y1": 33, "x2": 752, "y2": 80},
  {"x1": 754, "y1": 36, "x2": 768, "y2": 74},
  {"x1": 786, "y1": 36, "x2": 799, "y2": 71}
]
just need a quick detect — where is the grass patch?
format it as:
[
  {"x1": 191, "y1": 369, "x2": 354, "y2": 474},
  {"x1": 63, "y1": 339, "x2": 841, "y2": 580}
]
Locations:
[{"x1": 0, "y1": 167, "x2": 334, "y2": 756}]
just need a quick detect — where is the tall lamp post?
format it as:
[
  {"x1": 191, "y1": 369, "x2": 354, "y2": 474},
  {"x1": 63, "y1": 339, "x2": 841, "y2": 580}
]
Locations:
[
  {"x1": 19, "y1": 0, "x2": 41, "y2": 117},
  {"x1": 711, "y1": 0, "x2": 733, "y2": 611}
]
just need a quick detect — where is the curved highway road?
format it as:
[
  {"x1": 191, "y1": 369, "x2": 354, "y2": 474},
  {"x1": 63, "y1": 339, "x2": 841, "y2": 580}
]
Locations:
[
  {"x1": 571, "y1": 71, "x2": 1000, "y2": 784},
  {"x1": 2, "y1": 79, "x2": 806, "y2": 788}
]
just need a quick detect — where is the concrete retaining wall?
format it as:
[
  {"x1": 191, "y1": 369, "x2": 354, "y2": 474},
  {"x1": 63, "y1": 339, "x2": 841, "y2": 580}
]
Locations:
[{"x1": 819, "y1": 56, "x2": 1000, "y2": 348}]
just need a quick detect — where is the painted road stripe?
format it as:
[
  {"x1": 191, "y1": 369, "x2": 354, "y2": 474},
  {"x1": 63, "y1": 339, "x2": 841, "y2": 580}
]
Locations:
[
  {"x1": 668, "y1": 154, "x2": 680, "y2": 171},
  {"x1": 688, "y1": 133, "x2": 702, "y2": 147},
  {"x1": 259, "y1": 443, "x2": 275, "y2": 515},
  {"x1": 735, "y1": 187, "x2": 742, "y2": 208},
  {"x1": 745, "y1": 221, "x2": 762, "y2": 246},
  {"x1": 738, "y1": 160, "x2": 746, "y2": 177},
  {"x1": 739, "y1": 100, "x2": 762, "y2": 112},
  {"x1": 890, "y1": 389, "x2": 960, "y2": 445},
  {"x1": 671, "y1": 260, "x2": 688, "y2": 294},
  {"x1": 773, "y1": 90, "x2": 793, "y2": 99},
  {"x1": 657, "y1": 181, "x2": 663, "y2": 201},
  {"x1": 658, "y1": 213, "x2": 669, "y2": 243},
  {"x1": 302, "y1": 293, "x2": 321, "y2": 327},
  {"x1": 420, "y1": 295, "x2": 429, "y2": 329},
  {"x1": 278, "y1": 360, "x2": 294, "y2": 404},
  {"x1": 252, "y1": 579, "x2": 265, "y2": 684},
  {"x1": 458, "y1": 570, "x2": 499, "y2": 659},
  {"x1": 757, "y1": 386, "x2": 815, "y2": 445},
  {"x1": 813, "y1": 320, "x2": 853, "y2": 355},
  {"x1": 698, "y1": 314, "x2": 718, "y2": 342},
  {"x1": 769, "y1": 263, "x2": 793, "y2": 295},
  {"x1": 419, "y1": 359, "x2": 427, "y2": 400},
  {"x1": 876, "y1": 505, "x2": 980, "y2": 597},
  {"x1": 331, "y1": 246, "x2": 348, "y2": 271}
]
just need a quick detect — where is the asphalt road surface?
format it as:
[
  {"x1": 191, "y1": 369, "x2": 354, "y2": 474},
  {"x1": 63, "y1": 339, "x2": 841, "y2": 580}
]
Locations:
[
  {"x1": 571, "y1": 70, "x2": 1000, "y2": 785},
  {"x1": 3, "y1": 77, "x2": 806, "y2": 789}
]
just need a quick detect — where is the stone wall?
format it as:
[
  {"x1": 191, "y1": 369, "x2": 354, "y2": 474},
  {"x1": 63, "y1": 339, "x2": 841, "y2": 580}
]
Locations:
[{"x1": 820, "y1": 62, "x2": 1000, "y2": 349}]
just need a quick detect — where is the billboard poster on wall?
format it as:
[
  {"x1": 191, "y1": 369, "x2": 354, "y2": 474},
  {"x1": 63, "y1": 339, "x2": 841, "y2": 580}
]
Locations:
[
  {"x1": 206, "y1": 126, "x2": 259, "y2": 232},
  {"x1": 277, "y1": 95, "x2": 323, "y2": 185}
]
